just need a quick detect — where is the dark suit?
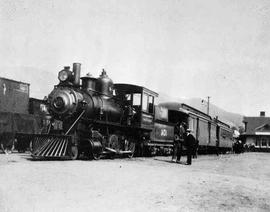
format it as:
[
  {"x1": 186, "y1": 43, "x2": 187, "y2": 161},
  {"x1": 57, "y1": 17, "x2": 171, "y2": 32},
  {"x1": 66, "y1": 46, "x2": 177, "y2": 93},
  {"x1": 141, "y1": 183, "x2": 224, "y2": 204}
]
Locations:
[
  {"x1": 193, "y1": 139, "x2": 199, "y2": 158},
  {"x1": 186, "y1": 133, "x2": 195, "y2": 165},
  {"x1": 172, "y1": 124, "x2": 185, "y2": 162}
]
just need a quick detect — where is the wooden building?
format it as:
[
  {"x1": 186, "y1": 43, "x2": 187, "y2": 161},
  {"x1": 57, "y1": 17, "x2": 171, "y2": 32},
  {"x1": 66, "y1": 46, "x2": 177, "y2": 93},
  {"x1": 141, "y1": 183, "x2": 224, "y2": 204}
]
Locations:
[
  {"x1": 0, "y1": 77, "x2": 29, "y2": 114},
  {"x1": 242, "y1": 111, "x2": 270, "y2": 152}
]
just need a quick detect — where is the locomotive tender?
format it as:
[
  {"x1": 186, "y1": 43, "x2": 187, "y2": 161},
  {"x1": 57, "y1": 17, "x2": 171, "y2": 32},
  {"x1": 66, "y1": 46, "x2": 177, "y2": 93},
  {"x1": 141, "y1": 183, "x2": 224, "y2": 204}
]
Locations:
[{"x1": 31, "y1": 63, "x2": 234, "y2": 159}]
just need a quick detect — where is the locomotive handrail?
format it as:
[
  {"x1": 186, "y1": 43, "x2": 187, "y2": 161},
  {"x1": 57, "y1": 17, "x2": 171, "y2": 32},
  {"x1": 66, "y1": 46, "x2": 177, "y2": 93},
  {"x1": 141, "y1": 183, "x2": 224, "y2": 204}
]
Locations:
[{"x1": 65, "y1": 110, "x2": 85, "y2": 135}]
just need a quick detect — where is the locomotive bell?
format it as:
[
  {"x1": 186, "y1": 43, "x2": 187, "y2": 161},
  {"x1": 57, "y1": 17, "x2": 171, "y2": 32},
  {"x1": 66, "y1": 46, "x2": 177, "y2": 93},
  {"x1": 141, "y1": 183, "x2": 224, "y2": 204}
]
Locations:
[{"x1": 96, "y1": 69, "x2": 113, "y2": 98}]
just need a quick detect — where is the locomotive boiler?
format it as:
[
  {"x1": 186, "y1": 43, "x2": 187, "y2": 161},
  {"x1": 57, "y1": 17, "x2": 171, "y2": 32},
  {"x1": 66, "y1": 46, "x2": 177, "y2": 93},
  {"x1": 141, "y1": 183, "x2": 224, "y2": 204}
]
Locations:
[
  {"x1": 49, "y1": 64, "x2": 122, "y2": 123},
  {"x1": 31, "y1": 63, "x2": 147, "y2": 159}
]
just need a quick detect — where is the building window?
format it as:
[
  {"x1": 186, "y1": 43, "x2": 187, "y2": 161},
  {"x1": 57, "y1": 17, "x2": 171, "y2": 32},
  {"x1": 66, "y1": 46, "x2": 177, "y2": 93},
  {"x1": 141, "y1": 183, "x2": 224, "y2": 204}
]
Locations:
[
  {"x1": 262, "y1": 139, "x2": 267, "y2": 147},
  {"x1": 255, "y1": 138, "x2": 259, "y2": 147}
]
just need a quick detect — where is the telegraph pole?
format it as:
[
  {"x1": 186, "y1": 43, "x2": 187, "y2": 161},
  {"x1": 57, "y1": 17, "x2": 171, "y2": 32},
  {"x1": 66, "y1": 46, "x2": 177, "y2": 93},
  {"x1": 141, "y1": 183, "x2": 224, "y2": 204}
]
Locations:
[{"x1": 207, "y1": 96, "x2": 210, "y2": 115}]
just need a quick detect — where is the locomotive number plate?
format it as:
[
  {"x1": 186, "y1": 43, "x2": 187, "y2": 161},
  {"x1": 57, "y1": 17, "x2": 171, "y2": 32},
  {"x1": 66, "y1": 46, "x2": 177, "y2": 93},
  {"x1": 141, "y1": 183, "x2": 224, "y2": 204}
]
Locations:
[{"x1": 161, "y1": 129, "x2": 168, "y2": 137}]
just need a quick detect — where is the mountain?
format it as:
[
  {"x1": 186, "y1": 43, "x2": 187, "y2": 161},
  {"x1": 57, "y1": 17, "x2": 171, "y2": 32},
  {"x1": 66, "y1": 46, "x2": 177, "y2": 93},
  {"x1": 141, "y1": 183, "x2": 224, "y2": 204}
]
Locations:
[
  {"x1": 1, "y1": 66, "x2": 57, "y2": 99},
  {"x1": 157, "y1": 92, "x2": 243, "y2": 128}
]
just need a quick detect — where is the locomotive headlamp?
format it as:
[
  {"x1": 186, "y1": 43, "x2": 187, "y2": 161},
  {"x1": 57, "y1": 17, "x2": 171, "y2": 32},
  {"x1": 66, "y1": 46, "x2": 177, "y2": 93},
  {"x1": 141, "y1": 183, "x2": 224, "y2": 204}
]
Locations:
[{"x1": 58, "y1": 70, "x2": 69, "y2": 82}]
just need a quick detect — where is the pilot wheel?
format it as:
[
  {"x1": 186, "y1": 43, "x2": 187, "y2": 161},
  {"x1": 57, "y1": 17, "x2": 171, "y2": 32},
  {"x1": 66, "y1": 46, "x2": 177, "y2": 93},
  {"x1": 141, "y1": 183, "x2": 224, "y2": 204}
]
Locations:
[
  {"x1": 70, "y1": 146, "x2": 79, "y2": 160},
  {"x1": 89, "y1": 139, "x2": 102, "y2": 160}
]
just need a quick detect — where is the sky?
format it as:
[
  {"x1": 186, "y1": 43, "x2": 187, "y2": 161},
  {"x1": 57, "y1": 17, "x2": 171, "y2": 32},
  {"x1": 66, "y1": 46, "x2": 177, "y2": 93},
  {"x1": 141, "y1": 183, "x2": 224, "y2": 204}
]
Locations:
[{"x1": 1, "y1": 0, "x2": 270, "y2": 116}]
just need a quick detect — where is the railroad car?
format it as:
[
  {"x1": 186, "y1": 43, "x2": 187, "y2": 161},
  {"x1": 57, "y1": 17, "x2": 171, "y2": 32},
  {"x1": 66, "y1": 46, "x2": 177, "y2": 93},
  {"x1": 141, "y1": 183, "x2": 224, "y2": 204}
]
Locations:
[
  {"x1": 145, "y1": 105, "x2": 188, "y2": 155},
  {"x1": 0, "y1": 77, "x2": 29, "y2": 114},
  {"x1": 0, "y1": 78, "x2": 45, "y2": 153},
  {"x1": 156, "y1": 102, "x2": 234, "y2": 153}
]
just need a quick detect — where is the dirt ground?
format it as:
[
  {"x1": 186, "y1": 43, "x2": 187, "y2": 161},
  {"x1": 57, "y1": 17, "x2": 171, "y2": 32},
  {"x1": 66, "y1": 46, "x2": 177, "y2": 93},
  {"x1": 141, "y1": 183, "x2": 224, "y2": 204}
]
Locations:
[{"x1": 0, "y1": 152, "x2": 269, "y2": 212}]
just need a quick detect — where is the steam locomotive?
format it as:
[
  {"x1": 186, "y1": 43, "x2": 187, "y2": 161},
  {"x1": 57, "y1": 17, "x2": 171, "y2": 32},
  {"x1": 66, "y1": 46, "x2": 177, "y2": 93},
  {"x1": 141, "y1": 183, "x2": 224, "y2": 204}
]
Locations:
[
  {"x1": 31, "y1": 63, "x2": 158, "y2": 159},
  {"x1": 31, "y1": 63, "x2": 234, "y2": 160}
]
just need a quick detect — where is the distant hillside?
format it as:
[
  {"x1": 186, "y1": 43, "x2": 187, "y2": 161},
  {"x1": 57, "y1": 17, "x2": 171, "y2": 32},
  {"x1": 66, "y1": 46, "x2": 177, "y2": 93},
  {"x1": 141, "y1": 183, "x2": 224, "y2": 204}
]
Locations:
[
  {"x1": 1, "y1": 67, "x2": 243, "y2": 127},
  {"x1": 1, "y1": 66, "x2": 57, "y2": 99},
  {"x1": 157, "y1": 92, "x2": 243, "y2": 127}
]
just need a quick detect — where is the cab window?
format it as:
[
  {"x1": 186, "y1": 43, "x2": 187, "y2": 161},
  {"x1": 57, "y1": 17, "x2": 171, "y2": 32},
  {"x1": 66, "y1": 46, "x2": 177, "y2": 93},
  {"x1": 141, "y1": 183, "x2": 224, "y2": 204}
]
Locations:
[
  {"x1": 142, "y1": 93, "x2": 148, "y2": 111},
  {"x1": 142, "y1": 93, "x2": 155, "y2": 114},
  {"x1": 188, "y1": 117, "x2": 195, "y2": 131},
  {"x1": 112, "y1": 89, "x2": 116, "y2": 96},
  {"x1": 148, "y1": 95, "x2": 154, "y2": 114},
  {"x1": 125, "y1": 94, "x2": 131, "y2": 101},
  {"x1": 132, "y1": 93, "x2": 141, "y2": 106}
]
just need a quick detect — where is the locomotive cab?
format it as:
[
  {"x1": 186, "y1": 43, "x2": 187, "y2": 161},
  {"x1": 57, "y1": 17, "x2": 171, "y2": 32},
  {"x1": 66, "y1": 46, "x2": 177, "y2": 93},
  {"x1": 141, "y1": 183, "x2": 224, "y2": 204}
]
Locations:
[{"x1": 114, "y1": 84, "x2": 158, "y2": 131}]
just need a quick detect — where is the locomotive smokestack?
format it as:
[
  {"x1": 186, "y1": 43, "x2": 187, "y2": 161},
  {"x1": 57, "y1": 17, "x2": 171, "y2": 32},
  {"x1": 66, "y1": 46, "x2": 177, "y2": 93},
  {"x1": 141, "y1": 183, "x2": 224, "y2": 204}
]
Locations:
[
  {"x1": 73, "y1": 63, "x2": 81, "y2": 87},
  {"x1": 260, "y1": 111, "x2": 265, "y2": 117}
]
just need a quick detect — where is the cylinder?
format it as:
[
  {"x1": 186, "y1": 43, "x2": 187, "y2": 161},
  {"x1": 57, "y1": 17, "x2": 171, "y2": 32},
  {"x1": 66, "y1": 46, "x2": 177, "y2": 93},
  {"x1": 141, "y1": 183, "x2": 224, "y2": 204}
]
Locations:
[{"x1": 73, "y1": 63, "x2": 81, "y2": 87}]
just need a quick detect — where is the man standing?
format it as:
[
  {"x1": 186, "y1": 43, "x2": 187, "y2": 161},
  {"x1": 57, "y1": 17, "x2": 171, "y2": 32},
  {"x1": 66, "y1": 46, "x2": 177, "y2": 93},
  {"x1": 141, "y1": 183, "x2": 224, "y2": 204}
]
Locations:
[
  {"x1": 172, "y1": 122, "x2": 186, "y2": 163},
  {"x1": 176, "y1": 122, "x2": 186, "y2": 163},
  {"x1": 186, "y1": 129, "x2": 195, "y2": 165},
  {"x1": 172, "y1": 122, "x2": 180, "y2": 162},
  {"x1": 216, "y1": 139, "x2": 220, "y2": 156},
  {"x1": 193, "y1": 139, "x2": 199, "y2": 159}
]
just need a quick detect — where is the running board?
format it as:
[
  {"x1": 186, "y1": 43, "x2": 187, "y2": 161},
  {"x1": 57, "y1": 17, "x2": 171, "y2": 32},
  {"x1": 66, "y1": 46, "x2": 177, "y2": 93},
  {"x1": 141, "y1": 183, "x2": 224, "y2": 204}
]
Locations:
[{"x1": 105, "y1": 147, "x2": 132, "y2": 154}]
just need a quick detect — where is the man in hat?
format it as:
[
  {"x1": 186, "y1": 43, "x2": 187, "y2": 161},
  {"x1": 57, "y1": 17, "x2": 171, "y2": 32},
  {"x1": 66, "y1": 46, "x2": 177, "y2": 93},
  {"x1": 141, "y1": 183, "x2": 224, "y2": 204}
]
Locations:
[
  {"x1": 172, "y1": 122, "x2": 180, "y2": 161},
  {"x1": 193, "y1": 139, "x2": 199, "y2": 159},
  {"x1": 172, "y1": 122, "x2": 186, "y2": 163},
  {"x1": 176, "y1": 122, "x2": 186, "y2": 163},
  {"x1": 186, "y1": 129, "x2": 195, "y2": 165}
]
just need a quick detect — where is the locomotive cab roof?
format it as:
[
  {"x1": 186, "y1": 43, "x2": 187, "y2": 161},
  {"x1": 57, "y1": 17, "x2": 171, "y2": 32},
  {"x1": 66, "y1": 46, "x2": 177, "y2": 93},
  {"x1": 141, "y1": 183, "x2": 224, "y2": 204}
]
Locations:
[{"x1": 114, "y1": 83, "x2": 158, "y2": 97}]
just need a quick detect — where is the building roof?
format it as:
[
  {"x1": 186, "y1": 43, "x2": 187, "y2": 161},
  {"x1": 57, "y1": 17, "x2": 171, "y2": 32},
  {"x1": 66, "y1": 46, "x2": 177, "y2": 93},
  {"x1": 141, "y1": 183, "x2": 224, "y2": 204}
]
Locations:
[
  {"x1": 243, "y1": 116, "x2": 270, "y2": 135},
  {"x1": 0, "y1": 77, "x2": 29, "y2": 85}
]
